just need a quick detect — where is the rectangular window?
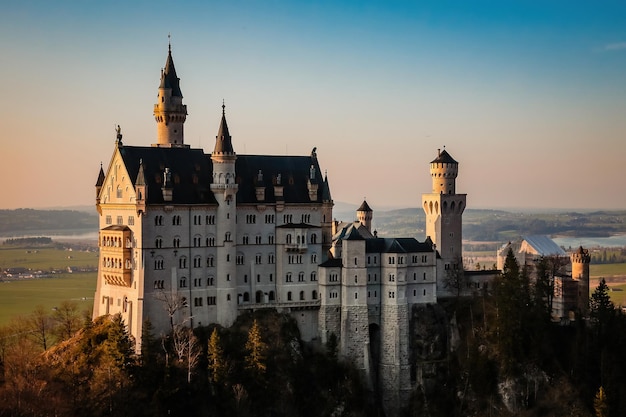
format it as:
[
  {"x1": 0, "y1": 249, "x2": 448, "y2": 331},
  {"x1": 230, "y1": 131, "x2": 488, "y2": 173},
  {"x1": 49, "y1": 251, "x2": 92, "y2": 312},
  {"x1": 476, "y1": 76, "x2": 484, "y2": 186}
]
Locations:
[
  {"x1": 128, "y1": 216, "x2": 134, "y2": 225},
  {"x1": 105, "y1": 215, "x2": 112, "y2": 225},
  {"x1": 116, "y1": 216, "x2": 123, "y2": 225},
  {"x1": 207, "y1": 296, "x2": 216, "y2": 305}
]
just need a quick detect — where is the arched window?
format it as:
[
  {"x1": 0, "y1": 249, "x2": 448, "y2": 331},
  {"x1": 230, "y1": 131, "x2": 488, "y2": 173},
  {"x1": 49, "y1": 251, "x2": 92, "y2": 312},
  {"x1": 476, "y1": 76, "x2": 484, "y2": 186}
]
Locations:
[
  {"x1": 312, "y1": 290, "x2": 318, "y2": 300},
  {"x1": 286, "y1": 234, "x2": 292, "y2": 244},
  {"x1": 299, "y1": 291, "x2": 305, "y2": 301},
  {"x1": 310, "y1": 233, "x2": 317, "y2": 244},
  {"x1": 243, "y1": 292, "x2": 250, "y2": 302}
]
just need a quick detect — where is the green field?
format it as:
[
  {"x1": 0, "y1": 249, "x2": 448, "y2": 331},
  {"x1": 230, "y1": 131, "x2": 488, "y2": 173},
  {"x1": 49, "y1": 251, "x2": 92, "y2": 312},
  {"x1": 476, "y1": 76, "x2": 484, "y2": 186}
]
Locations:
[
  {"x1": 603, "y1": 283, "x2": 626, "y2": 307},
  {"x1": 0, "y1": 272, "x2": 96, "y2": 325},
  {"x1": 0, "y1": 246, "x2": 98, "y2": 271},
  {"x1": 589, "y1": 263, "x2": 626, "y2": 277}
]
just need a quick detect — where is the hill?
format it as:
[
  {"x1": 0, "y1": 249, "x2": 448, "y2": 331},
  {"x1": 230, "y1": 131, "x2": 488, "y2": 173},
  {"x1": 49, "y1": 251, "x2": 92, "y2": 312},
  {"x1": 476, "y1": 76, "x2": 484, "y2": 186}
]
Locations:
[{"x1": 0, "y1": 208, "x2": 97, "y2": 236}]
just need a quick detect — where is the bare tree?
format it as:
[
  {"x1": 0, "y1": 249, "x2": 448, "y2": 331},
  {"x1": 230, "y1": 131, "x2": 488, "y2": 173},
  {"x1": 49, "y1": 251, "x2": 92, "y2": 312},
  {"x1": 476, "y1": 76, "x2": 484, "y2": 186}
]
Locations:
[
  {"x1": 28, "y1": 305, "x2": 53, "y2": 351},
  {"x1": 153, "y1": 289, "x2": 188, "y2": 335},
  {"x1": 170, "y1": 326, "x2": 201, "y2": 383},
  {"x1": 52, "y1": 300, "x2": 82, "y2": 341}
]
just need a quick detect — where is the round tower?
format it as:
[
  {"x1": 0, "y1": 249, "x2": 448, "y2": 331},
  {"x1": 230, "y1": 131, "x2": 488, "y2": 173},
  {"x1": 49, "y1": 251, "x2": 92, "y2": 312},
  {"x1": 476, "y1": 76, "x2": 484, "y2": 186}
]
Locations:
[
  {"x1": 422, "y1": 147, "x2": 466, "y2": 297},
  {"x1": 356, "y1": 199, "x2": 373, "y2": 233},
  {"x1": 153, "y1": 43, "x2": 188, "y2": 147},
  {"x1": 430, "y1": 148, "x2": 458, "y2": 195},
  {"x1": 571, "y1": 246, "x2": 591, "y2": 316}
]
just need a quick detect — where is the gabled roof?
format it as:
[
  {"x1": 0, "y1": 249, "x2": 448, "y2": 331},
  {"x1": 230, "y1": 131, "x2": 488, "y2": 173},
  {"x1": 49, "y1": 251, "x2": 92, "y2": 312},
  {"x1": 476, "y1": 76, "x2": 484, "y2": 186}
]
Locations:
[
  {"x1": 332, "y1": 222, "x2": 375, "y2": 242},
  {"x1": 430, "y1": 149, "x2": 458, "y2": 164},
  {"x1": 521, "y1": 235, "x2": 566, "y2": 257}
]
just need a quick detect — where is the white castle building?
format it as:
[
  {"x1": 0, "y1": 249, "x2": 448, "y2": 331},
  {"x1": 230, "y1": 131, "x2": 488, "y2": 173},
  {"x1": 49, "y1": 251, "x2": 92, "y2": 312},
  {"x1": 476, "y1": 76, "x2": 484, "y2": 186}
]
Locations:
[
  {"x1": 92, "y1": 45, "x2": 587, "y2": 416},
  {"x1": 93, "y1": 45, "x2": 333, "y2": 345}
]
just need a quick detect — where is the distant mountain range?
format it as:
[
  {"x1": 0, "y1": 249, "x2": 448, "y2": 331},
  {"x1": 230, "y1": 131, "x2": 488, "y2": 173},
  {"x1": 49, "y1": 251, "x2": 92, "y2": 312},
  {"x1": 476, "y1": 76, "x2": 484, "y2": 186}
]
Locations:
[{"x1": 1, "y1": 206, "x2": 625, "y2": 243}]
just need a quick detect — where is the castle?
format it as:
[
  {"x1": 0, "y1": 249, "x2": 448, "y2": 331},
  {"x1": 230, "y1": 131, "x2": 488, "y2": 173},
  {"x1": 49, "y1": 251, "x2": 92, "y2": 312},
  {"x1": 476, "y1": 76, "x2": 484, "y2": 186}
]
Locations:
[{"x1": 92, "y1": 45, "x2": 590, "y2": 416}]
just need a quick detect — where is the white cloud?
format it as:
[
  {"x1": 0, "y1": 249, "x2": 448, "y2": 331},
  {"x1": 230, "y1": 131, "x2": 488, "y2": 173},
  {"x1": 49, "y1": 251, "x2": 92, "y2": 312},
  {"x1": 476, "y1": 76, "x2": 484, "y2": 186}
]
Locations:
[{"x1": 604, "y1": 42, "x2": 626, "y2": 51}]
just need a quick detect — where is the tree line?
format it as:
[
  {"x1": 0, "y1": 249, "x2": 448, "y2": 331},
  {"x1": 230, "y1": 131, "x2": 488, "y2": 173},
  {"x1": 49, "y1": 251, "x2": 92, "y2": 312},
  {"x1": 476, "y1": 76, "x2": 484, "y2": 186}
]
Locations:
[
  {"x1": 411, "y1": 248, "x2": 626, "y2": 416},
  {"x1": 0, "y1": 307, "x2": 374, "y2": 417}
]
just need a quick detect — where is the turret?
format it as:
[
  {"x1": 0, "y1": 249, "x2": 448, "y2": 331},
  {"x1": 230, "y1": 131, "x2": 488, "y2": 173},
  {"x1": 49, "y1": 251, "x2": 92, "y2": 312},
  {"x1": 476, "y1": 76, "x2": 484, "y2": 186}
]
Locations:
[
  {"x1": 571, "y1": 246, "x2": 591, "y2": 316},
  {"x1": 422, "y1": 147, "x2": 466, "y2": 297},
  {"x1": 95, "y1": 163, "x2": 105, "y2": 201},
  {"x1": 135, "y1": 159, "x2": 146, "y2": 214},
  {"x1": 430, "y1": 148, "x2": 458, "y2": 195},
  {"x1": 356, "y1": 200, "x2": 373, "y2": 233},
  {"x1": 321, "y1": 171, "x2": 334, "y2": 260},
  {"x1": 210, "y1": 103, "x2": 238, "y2": 327},
  {"x1": 153, "y1": 43, "x2": 188, "y2": 147}
]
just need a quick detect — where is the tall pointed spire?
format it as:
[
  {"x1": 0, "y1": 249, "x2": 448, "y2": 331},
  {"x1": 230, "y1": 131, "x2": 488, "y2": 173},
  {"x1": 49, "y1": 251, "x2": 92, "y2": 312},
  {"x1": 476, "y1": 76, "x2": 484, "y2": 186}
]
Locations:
[
  {"x1": 160, "y1": 43, "x2": 183, "y2": 98},
  {"x1": 213, "y1": 101, "x2": 234, "y2": 154},
  {"x1": 153, "y1": 39, "x2": 187, "y2": 147}
]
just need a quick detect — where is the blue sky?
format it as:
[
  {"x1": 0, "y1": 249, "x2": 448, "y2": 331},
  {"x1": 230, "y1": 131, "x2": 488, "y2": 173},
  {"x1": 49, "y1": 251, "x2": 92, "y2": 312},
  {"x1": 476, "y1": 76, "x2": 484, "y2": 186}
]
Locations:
[{"x1": 2, "y1": 1, "x2": 626, "y2": 210}]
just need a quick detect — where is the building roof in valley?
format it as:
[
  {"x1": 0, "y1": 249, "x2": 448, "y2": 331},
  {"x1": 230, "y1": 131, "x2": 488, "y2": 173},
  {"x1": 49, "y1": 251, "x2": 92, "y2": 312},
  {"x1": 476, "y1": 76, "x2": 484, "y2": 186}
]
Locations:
[{"x1": 521, "y1": 235, "x2": 567, "y2": 257}]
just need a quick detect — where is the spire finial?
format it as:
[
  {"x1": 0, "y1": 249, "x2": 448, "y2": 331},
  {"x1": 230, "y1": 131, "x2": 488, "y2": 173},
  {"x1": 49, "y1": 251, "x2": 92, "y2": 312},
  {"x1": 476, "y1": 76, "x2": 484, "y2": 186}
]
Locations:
[
  {"x1": 222, "y1": 99, "x2": 226, "y2": 116},
  {"x1": 168, "y1": 33, "x2": 171, "y2": 52}
]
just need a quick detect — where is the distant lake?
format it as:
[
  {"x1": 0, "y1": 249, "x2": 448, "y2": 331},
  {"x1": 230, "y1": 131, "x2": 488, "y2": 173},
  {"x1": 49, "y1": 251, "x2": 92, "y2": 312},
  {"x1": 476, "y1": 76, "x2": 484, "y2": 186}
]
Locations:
[
  {"x1": 0, "y1": 229, "x2": 98, "y2": 243},
  {"x1": 553, "y1": 235, "x2": 626, "y2": 249}
]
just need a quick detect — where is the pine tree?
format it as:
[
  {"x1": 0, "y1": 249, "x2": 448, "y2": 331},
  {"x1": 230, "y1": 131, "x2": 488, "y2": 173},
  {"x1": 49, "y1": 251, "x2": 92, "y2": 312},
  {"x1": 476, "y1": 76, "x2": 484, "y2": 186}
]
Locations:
[
  {"x1": 245, "y1": 319, "x2": 267, "y2": 375},
  {"x1": 494, "y1": 248, "x2": 532, "y2": 374},
  {"x1": 207, "y1": 328, "x2": 226, "y2": 384},
  {"x1": 590, "y1": 278, "x2": 614, "y2": 342},
  {"x1": 594, "y1": 386, "x2": 609, "y2": 417}
]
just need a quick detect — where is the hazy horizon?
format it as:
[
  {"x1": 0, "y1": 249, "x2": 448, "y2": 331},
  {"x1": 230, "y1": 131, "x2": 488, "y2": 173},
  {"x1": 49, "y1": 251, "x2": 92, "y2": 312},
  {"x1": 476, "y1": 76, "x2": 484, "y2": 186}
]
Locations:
[{"x1": 2, "y1": 1, "x2": 625, "y2": 211}]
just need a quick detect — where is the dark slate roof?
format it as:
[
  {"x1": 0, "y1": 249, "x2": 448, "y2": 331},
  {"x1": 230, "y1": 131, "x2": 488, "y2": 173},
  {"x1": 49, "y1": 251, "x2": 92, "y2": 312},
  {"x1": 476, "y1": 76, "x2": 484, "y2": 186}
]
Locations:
[
  {"x1": 277, "y1": 222, "x2": 319, "y2": 229},
  {"x1": 357, "y1": 200, "x2": 372, "y2": 212},
  {"x1": 234, "y1": 154, "x2": 325, "y2": 204},
  {"x1": 102, "y1": 225, "x2": 131, "y2": 232},
  {"x1": 96, "y1": 164, "x2": 105, "y2": 187},
  {"x1": 430, "y1": 149, "x2": 458, "y2": 164},
  {"x1": 116, "y1": 146, "x2": 327, "y2": 206},
  {"x1": 345, "y1": 227, "x2": 365, "y2": 240},
  {"x1": 322, "y1": 175, "x2": 332, "y2": 202},
  {"x1": 118, "y1": 145, "x2": 217, "y2": 205},
  {"x1": 319, "y1": 258, "x2": 343, "y2": 268},
  {"x1": 213, "y1": 107, "x2": 234, "y2": 154},
  {"x1": 365, "y1": 237, "x2": 434, "y2": 254},
  {"x1": 159, "y1": 48, "x2": 183, "y2": 98}
]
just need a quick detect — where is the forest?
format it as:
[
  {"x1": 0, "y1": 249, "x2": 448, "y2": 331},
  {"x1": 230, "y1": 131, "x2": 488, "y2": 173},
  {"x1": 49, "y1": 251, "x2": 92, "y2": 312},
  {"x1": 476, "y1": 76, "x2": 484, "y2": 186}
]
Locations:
[{"x1": 1, "y1": 250, "x2": 626, "y2": 416}]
